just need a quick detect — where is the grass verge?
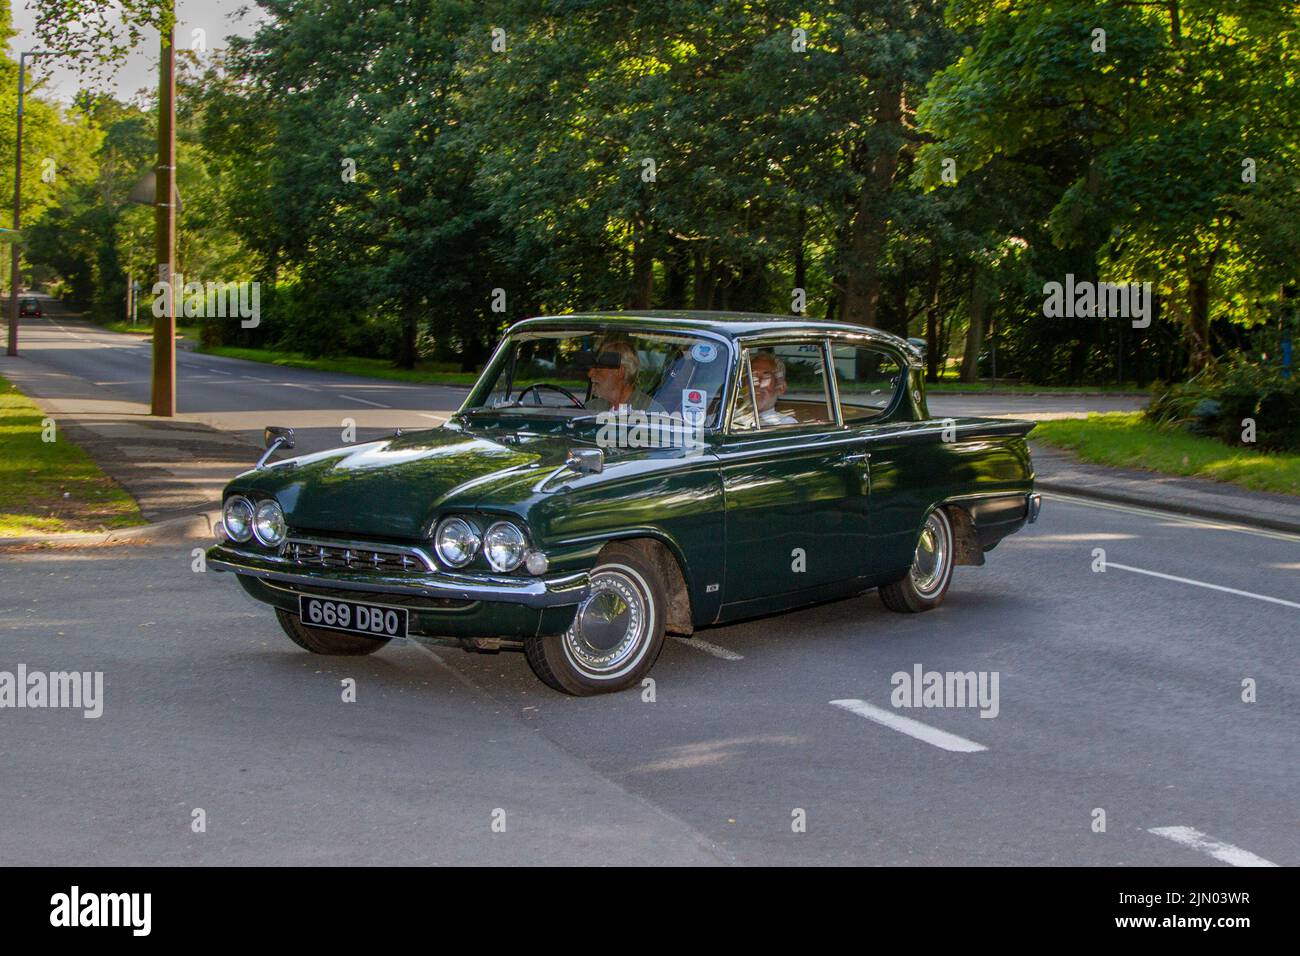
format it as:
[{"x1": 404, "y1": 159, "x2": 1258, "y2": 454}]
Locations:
[
  {"x1": 1033, "y1": 412, "x2": 1300, "y2": 496},
  {"x1": 0, "y1": 375, "x2": 145, "y2": 535},
  {"x1": 926, "y1": 380, "x2": 1149, "y2": 394}
]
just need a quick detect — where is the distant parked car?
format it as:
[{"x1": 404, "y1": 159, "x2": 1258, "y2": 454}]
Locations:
[{"x1": 18, "y1": 298, "x2": 41, "y2": 317}]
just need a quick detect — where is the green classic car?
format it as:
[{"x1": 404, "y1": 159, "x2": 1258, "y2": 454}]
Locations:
[{"x1": 207, "y1": 312, "x2": 1040, "y2": 695}]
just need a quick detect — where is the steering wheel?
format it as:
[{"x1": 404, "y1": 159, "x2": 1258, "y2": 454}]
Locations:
[{"x1": 515, "y1": 382, "x2": 585, "y2": 408}]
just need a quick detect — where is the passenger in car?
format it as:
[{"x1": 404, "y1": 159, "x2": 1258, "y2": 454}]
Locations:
[{"x1": 735, "y1": 352, "x2": 797, "y2": 427}]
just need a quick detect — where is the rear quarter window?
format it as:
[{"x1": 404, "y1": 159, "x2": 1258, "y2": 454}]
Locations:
[{"x1": 831, "y1": 344, "x2": 904, "y2": 423}]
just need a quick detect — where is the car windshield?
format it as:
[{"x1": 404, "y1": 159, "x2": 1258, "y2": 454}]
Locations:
[{"x1": 465, "y1": 328, "x2": 731, "y2": 429}]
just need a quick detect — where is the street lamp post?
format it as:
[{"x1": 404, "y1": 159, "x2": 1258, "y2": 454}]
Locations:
[{"x1": 6, "y1": 50, "x2": 55, "y2": 357}]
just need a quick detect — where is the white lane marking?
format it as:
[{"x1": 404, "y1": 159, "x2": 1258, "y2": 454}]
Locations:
[
  {"x1": 240, "y1": 374, "x2": 271, "y2": 382},
  {"x1": 1044, "y1": 492, "x2": 1300, "y2": 544},
  {"x1": 339, "y1": 394, "x2": 390, "y2": 408},
  {"x1": 669, "y1": 636, "x2": 743, "y2": 660},
  {"x1": 283, "y1": 383, "x2": 322, "y2": 393},
  {"x1": 1148, "y1": 826, "x2": 1278, "y2": 867},
  {"x1": 210, "y1": 368, "x2": 233, "y2": 375},
  {"x1": 1107, "y1": 561, "x2": 1300, "y2": 610},
  {"x1": 830, "y1": 699, "x2": 988, "y2": 753}
]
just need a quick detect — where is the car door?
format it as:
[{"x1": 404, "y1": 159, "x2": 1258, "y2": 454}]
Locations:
[
  {"x1": 718, "y1": 337, "x2": 872, "y2": 613},
  {"x1": 827, "y1": 338, "x2": 920, "y2": 577}
]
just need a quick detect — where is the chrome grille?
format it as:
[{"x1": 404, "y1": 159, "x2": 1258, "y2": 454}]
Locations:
[{"x1": 283, "y1": 539, "x2": 431, "y2": 573}]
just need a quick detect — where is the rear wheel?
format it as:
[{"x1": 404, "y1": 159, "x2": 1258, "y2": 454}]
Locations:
[
  {"x1": 524, "y1": 543, "x2": 666, "y2": 695},
  {"x1": 275, "y1": 608, "x2": 391, "y2": 656},
  {"x1": 879, "y1": 507, "x2": 955, "y2": 613}
]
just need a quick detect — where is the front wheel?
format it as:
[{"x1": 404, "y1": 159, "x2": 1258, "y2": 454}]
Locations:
[
  {"x1": 879, "y1": 507, "x2": 955, "y2": 613},
  {"x1": 524, "y1": 543, "x2": 666, "y2": 695},
  {"x1": 275, "y1": 608, "x2": 391, "y2": 655}
]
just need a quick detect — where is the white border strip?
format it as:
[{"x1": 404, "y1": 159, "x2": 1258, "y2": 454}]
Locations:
[
  {"x1": 1107, "y1": 562, "x2": 1300, "y2": 610},
  {"x1": 830, "y1": 699, "x2": 987, "y2": 753},
  {"x1": 1148, "y1": 826, "x2": 1278, "y2": 867}
]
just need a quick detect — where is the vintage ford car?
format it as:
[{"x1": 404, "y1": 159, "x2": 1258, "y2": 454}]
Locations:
[{"x1": 207, "y1": 312, "x2": 1040, "y2": 695}]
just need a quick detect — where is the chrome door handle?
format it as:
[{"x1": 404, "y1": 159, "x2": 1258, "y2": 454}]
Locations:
[{"x1": 842, "y1": 450, "x2": 870, "y2": 463}]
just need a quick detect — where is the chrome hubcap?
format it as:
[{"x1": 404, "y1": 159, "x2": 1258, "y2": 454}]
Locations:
[
  {"x1": 563, "y1": 569, "x2": 647, "y2": 676},
  {"x1": 910, "y1": 511, "x2": 950, "y2": 597}
]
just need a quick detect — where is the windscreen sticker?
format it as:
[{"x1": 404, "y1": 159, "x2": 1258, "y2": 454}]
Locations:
[
  {"x1": 690, "y1": 343, "x2": 717, "y2": 363},
  {"x1": 682, "y1": 388, "x2": 707, "y2": 426}
]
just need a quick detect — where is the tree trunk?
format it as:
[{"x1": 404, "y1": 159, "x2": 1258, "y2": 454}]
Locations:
[
  {"x1": 793, "y1": 208, "x2": 806, "y2": 313},
  {"x1": 629, "y1": 220, "x2": 653, "y2": 309},
  {"x1": 396, "y1": 299, "x2": 418, "y2": 370},
  {"x1": 840, "y1": 83, "x2": 904, "y2": 327},
  {"x1": 692, "y1": 250, "x2": 708, "y2": 308},
  {"x1": 663, "y1": 240, "x2": 688, "y2": 309},
  {"x1": 960, "y1": 267, "x2": 988, "y2": 384},
  {"x1": 1186, "y1": 269, "x2": 1212, "y2": 371},
  {"x1": 924, "y1": 251, "x2": 941, "y2": 382}
]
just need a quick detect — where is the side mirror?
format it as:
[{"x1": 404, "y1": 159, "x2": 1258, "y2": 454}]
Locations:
[
  {"x1": 257, "y1": 425, "x2": 296, "y2": 469},
  {"x1": 566, "y1": 447, "x2": 604, "y2": 474},
  {"x1": 264, "y1": 425, "x2": 295, "y2": 450}
]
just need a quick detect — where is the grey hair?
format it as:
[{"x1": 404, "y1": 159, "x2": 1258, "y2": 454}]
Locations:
[
  {"x1": 598, "y1": 339, "x2": 641, "y2": 382},
  {"x1": 750, "y1": 352, "x2": 786, "y2": 382}
]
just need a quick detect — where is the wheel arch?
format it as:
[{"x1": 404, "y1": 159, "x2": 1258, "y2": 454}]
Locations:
[{"x1": 596, "y1": 533, "x2": 694, "y2": 636}]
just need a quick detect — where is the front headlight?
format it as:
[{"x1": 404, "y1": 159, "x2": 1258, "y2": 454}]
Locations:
[
  {"x1": 436, "y1": 516, "x2": 481, "y2": 568},
  {"x1": 253, "y1": 499, "x2": 287, "y2": 547},
  {"x1": 484, "y1": 521, "x2": 527, "y2": 572},
  {"x1": 222, "y1": 496, "x2": 254, "y2": 542}
]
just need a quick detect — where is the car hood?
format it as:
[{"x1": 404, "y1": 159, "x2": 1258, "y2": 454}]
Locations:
[{"x1": 229, "y1": 426, "x2": 579, "y2": 540}]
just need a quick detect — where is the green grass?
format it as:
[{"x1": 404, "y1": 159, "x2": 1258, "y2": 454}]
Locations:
[
  {"x1": 198, "y1": 345, "x2": 483, "y2": 385},
  {"x1": 926, "y1": 380, "x2": 1149, "y2": 394},
  {"x1": 0, "y1": 375, "x2": 145, "y2": 536},
  {"x1": 1033, "y1": 412, "x2": 1300, "y2": 496}
]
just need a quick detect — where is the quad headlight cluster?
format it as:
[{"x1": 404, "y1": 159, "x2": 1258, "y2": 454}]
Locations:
[
  {"x1": 222, "y1": 495, "x2": 286, "y2": 548},
  {"x1": 435, "y1": 515, "x2": 538, "y2": 573}
]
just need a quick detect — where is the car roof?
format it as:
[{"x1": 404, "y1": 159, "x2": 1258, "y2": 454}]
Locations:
[{"x1": 511, "y1": 310, "x2": 916, "y2": 353}]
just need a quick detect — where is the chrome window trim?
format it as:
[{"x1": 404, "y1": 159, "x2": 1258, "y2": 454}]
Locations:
[{"x1": 726, "y1": 334, "x2": 837, "y2": 436}]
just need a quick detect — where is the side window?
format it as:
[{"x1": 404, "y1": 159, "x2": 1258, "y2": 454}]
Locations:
[
  {"x1": 732, "y1": 342, "x2": 833, "y2": 431},
  {"x1": 831, "y1": 344, "x2": 904, "y2": 423}
]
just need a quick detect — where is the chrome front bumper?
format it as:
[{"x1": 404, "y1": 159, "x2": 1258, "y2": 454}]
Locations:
[{"x1": 206, "y1": 544, "x2": 589, "y2": 609}]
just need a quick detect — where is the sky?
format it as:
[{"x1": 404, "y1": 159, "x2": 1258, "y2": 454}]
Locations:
[{"x1": 8, "y1": 0, "x2": 268, "y2": 104}]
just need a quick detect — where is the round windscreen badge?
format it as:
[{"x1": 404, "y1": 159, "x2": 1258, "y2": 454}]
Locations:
[{"x1": 691, "y1": 343, "x2": 717, "y2": 363}]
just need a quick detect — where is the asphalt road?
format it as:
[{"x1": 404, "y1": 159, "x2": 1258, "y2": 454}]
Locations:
[
  {"x1": 2, "y1": 498, "x2": 1296, "y2": 864},
  {"x1": 2, "y1": 298, "x2": 1291, "y2": 866}
]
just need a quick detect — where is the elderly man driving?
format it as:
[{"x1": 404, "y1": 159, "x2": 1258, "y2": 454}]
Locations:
[{"x1": 585, "y1": 339, "x2": 663, "y2": 413}]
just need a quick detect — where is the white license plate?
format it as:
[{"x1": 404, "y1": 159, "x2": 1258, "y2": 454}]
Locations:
[{"x1": 298, "y1": 595, "x2": 408, "y2": 638}]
